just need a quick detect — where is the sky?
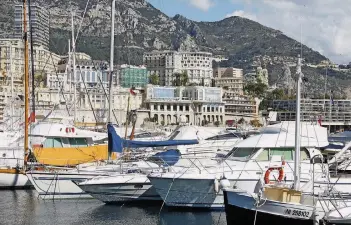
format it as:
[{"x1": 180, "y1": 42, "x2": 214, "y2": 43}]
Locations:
[{"x1": 147, "y1": 0, "x2": 351, "y2": 64}]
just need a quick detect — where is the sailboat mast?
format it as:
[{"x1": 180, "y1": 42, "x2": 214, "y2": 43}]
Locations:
[
  {"x1": 294, "y1": 55, "x2": 303, "y2": 190},
  {"x1": 28, "y1": 0, "x2": 35, "y2": 117},
  {"x1": 9, "y1": 45, "x2": 14, "y2": 130},
  {"x1": 23, "y1": 0, "x2": 30, "y2": 169},
  {"x1": 68, "y1": 39, "x2": 71, "y2": 94},
  {"x1": 108, "y1": 0, "x2": 116, "y2": 125},
  {"x1": 71, "y1": 11, "x2": 77, "y2": 123},
  {"x1": 107, "y1": 0, "x2": 116, "y2": 160}
]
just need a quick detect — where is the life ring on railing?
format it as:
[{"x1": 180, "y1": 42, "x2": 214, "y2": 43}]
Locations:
[{"x1": 264, "y1": 167, "x2": 284, "y2": 184}]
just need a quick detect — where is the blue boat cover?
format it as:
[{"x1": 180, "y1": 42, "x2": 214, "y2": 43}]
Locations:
[
  {"x1": 107, "y1": 124, "x2": 198, "y2": 153},
  {"x1": 150, "y1": 149, "x2": 181, "y2": 166}
]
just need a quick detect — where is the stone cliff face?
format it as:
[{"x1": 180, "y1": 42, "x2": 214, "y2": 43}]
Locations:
[{"x1": 1, "y1": 0, "x2": 350, "y2": 97}]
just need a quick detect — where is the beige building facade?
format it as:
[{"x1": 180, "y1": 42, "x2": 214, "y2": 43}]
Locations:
[{"x1": 143, "y1": 50, "x2": 213, "y2": 86}]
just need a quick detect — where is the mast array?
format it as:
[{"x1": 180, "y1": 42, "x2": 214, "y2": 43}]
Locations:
[{"x1": 23, "y1": 0, "x2": 30, "y2": 169}]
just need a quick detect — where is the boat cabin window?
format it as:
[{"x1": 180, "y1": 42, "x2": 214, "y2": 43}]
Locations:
[
  {"x1": 43, "y1": 138, "x2": 63, "y2": 148},
  {"x1": 168, "y1": 131, "x2": 180, "y2": 140},
  {"x1": 255, "y1": 147, "x2": 310, "y2": 161},
  {"x1": 132, "y1": 132, "x2": 165, "y2": 139},
  {"x1": 300, "y1": 148, "x2": 310, "y2": 161},
  {"x1": 68, "y1": 138, "x2": 88, "y2": 147},
  {"x1": 228, "y1": 148, "x2": 259, "y2": 160},
  {"x1": 205, "y1": 133, "x2": 242, "y2": 141}
]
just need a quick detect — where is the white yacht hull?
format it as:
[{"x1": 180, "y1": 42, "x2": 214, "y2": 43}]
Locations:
[
  {"x1": 148, "y1": 173, "x2": 325, "y2": 209},
  {"x1": 223, "y1": 189, "x2": 318, "y2": 225},
  {"x1": 148, "y1": 175, "x2": 258, "y2": 208},
  {"x1": 26, "y1": 171, "x2": 104, "y2": 199},
  {"x1": 0, "y1": 172, "x2": 32, "y2": 189},
  {"x1": 78, "y1": 174, "x2": 161, "y2": 203}
]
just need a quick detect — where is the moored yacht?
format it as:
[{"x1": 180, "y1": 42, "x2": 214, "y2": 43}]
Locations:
[
  {"x1": 27, "y1": 124, "x2": 199, "y2": 200},
  {"x1": 147, "y1": 121, "x2": 329, "y2": 209}
]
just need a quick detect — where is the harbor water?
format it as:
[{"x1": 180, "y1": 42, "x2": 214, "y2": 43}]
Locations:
[{"x1": 0, "y1": 190, "x2": 226, "y2": 225}]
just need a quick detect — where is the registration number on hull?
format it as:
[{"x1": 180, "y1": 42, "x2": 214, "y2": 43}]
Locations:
[{"x1": 284, "y1": 209, "x2": 311, "y2": 218}]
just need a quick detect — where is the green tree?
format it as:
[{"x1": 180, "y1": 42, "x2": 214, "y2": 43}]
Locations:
[
  {"x1": 180, "y1": 70, "x2": 188, "y2": 86},
  {"x1": 238, "y1": 118, "x2": 245, "y2": 124},
  {"x1": 173, "y1": 70, "x2": 188, "y2": 86},
  {"x1": 172, "y1": 73, "x2": 181, "y2": 86},
  {"x1": 34, "y1": 72, "x2": 47, "y2": 87},
  {"x1": 243, "y1": 81, "x2": 268, "y2": 98},
  {"x1": 149, "y1": 73, "x2": 159, "y2": 85}
]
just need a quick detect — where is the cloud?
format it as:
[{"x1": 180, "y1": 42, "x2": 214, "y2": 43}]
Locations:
[
  {"x1": 225, "y1": 10, "x2": 257, "y2": 20},
  {"x1": 188, "y1": 0, "x2": 215, "y2": 11},
  {"x1": 228, "y1": 0, "x2": 351, "y2": 63}
]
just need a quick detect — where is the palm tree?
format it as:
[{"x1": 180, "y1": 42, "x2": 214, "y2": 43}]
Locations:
[
  {"x1": 149, "y1": 73, "x2": 159, "y2": 85},
  {"x1": 173, "y1": 70, "x2": 188, "y2": 86},
  {"x1": 180, "y1": 70, "x2": 188, "y2": 86}
]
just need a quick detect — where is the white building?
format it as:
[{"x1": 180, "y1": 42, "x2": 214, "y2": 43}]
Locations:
[
  {"x1": 213, "y1": 67, "x2": 244, "y2": 95},
  {"x1": 143, "y1": 50, "x2": 213, "y2": 86},
  {"x1": 35, "y1": 87, "x2": 143, "y2": 125},
  {"x1": 53, "y1": 58, "x2": 110, "y2": 92},
  {"x1": 144, "y1": 85, "x2": 224, "y2": 126},
  {"x1": 223, "y1": 93, "x2": 259, "y2": 122},
  {"x1": 0, "y1": 38, "x2": 61, "y2": 85}
]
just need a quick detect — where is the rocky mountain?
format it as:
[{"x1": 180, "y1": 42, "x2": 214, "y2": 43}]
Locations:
[{"x1": 1, "y1": 0, "x2": 350, "y2": 97}]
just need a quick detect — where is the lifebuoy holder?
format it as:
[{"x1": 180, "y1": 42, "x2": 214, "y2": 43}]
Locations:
[{"x1": 264, "y1": 161, "x2": 285, "y2": 184}]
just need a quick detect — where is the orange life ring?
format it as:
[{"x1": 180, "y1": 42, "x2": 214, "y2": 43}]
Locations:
[{"x1": 264, "y1": 167, "x2": 284, "y2": 184}]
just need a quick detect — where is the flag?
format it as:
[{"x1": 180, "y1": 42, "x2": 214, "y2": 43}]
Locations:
[
  {"x1": 21, "y1": 112, "x2": 35, "y2": 126},
  {"x1": 317, "y1": 115, "x2": 322, "y2": 126},
  {"x1": 29, "y1": 112, "x2": 35, "y2": 124},
  {"x1": 130, "y1": 86, "x2": 137, "y2": 96}
]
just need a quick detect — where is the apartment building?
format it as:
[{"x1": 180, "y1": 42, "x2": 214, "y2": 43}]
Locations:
[
  {"x1": 0, "y1": 38, "x2": 61, "y2": 86},
  {"x1": 14, "y1": 4, "x2": 50, "y2": 49},
  {"x1": 213, "y1": 67, "x2": 244, "y2": 95},
  {"x1": 118, "y1": 64, "x2": 148, "y2": 88},
  {"x1": 143, "y1": 50, "x2": 213, "y2": 86}
]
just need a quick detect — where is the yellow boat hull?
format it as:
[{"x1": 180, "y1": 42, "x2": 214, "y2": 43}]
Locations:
[{"x1": 33, "y1": 145, "x2": 116, "y2": 166}]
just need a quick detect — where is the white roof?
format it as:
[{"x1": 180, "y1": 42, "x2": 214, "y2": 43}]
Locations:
[
  {"x1": 31, "y1": 122, "x2": 107, "y2": 139},
  {"x1": 171, "y1": 126, "x2": 234, "y2": 140},
  {"x1": 235, "y1": 121, "x2": 328, "y2": 148}
]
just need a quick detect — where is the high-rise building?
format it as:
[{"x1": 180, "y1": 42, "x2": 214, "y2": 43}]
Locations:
[
  {"x1": 143, "y1": 51, "x2": 213, "y2": 86},
  {"x1": 14, "y1": 4, "x2": 50, "y2": 49}
]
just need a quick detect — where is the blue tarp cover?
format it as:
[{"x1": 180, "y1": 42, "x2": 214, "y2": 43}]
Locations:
[
  {"x1": 107, "y1": 124, "x2": 199, "y2": 153},
  {"x1": 150, "y1": 149, "x2": 181, "y2": 166}
]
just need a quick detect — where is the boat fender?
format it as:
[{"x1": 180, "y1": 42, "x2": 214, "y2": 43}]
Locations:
[
  {"x1": 214, "y1": 178, "x2": 219, "y2": 193},
  {"x1": 219, "y1": 178, "x2": 231, "y2": 189}
]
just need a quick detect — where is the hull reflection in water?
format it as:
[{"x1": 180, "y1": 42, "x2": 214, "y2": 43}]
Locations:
[{"x1": 0, "y1": 190, "x2": 227, "y2": 225}]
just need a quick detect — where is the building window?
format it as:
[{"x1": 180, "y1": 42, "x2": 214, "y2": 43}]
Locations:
[
  {"x1": 92, "y1": 71, "x2": 96, "y2": 82},
  {"x1": 86, "y1": 71, "x2": 90, "y2": 82}
]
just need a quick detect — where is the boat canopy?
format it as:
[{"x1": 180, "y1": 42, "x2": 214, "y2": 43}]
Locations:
[
  {"x1": 233, "y1": 121, "x2": 329, "y2": 148},
  {"x1": 107, "y1": 124, "x2": 199, "y2": 153},
  {"x1": 149, "y1": 149, "x2": 181, "y2": 166}
]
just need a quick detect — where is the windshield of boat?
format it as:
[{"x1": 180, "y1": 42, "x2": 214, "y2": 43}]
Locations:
[
  {"x1": 205, "y1": 132, "x2": 243, "y2": 140},
  {"x1": 226, "y1": 147, "x2": 260, "y2": 160},
  {"x1": 168, "y1": 131, "x2": 180, "y2": 140},
  {"x1": 131, "y1": 132, "x2": 165, "y2": 139},
  {"x1": 225, "y1": 147, "x2": 311, "y2": 161}
]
